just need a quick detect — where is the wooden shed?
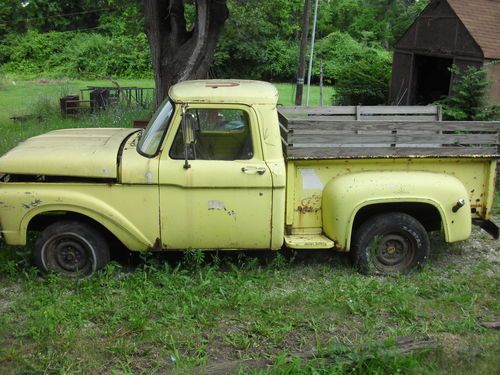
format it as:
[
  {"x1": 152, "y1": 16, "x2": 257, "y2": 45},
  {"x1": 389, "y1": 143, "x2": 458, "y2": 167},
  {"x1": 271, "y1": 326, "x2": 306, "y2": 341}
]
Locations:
[{"x1": 389, "y1": 0, "x2": 500, "y2": 105}]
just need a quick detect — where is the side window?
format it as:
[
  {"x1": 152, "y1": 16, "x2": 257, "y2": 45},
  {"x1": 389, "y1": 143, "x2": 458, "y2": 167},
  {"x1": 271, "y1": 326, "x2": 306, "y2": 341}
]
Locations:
[{"x1": 170, "y1": 108, "x2": 254, "y2": 160}]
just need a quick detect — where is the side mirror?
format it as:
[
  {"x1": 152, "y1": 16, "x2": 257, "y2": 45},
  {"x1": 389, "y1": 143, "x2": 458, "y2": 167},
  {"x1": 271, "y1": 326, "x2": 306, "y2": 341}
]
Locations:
[
  {"x1": 183, "y1": 112, "x2": 196, "y2": 145},
  {"x1": 182, "y1": 109, "x2": 195, "y2": 169}
]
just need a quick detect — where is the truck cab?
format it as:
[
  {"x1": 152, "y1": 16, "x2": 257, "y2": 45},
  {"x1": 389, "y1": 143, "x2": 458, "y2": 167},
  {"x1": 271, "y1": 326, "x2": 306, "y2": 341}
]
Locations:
[{"x1": 132, "y1": 80, "x2": 286, "y2": 250}]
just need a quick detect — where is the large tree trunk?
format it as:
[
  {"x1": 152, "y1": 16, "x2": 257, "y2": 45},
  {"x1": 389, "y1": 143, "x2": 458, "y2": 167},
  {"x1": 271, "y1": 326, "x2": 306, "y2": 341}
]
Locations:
[{"x1": 143, "y1": 0, "x2": 229, "y2": 108}]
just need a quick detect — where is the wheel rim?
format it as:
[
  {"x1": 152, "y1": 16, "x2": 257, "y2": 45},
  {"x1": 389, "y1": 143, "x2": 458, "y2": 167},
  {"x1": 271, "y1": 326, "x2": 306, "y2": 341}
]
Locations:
[
  {"x1": 372, "y1": 232, "x2": 416, "y2": 272},
  {"x1": 42, "y1": 233, "x2": 95, "y2": 276}
]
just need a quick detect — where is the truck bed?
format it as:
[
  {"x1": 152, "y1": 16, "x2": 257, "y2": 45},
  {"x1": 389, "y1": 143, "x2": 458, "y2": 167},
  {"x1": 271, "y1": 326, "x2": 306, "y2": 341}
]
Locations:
[
  {"x1": 278, "y1": 106, "x2": 500, "y2": 160},
  {"x1": 279, "y1": 107, "x2": 499, "y2": 240}
]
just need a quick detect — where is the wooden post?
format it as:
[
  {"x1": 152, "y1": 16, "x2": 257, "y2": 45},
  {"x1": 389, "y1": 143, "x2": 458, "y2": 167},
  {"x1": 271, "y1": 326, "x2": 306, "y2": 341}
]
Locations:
[
  {"x1": 294, "y1": 0, "x2": 312, "y2": 106},
  {"x1": 306, "y1": 0, "x2": 320, "y2": 107},
  {"x1": 319, "y1": 60, "x2": 324, "y2": 107}
]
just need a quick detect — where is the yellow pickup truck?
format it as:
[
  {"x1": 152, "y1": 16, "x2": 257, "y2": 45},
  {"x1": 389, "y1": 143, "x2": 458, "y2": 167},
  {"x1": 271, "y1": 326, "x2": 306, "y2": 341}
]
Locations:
[{"x1": 0, "y1": 80, "x2": 498, "y2": 277}]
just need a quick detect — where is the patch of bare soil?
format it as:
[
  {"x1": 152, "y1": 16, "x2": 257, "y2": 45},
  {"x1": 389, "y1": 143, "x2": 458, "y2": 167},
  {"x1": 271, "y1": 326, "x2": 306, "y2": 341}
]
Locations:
[
  {"x1": 0, "y1": 284, "x2": 21, "y2": 314},
  {"x1": 433, "y1": 221, "x2": 500, "y2": 270},
  {"x1": 188, "y1": 334, "x2": 439, "y2": 375}
]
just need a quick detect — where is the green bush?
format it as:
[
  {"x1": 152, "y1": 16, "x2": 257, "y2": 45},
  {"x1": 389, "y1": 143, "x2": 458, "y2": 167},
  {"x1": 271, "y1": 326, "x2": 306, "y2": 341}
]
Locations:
[
  {"x1": 212, "y1": 0, "x2": 301, "y2": 81},
  {"x1": 1, "y1": 31, "x2": 69, "y2": 76},
  {"x1": 1, "y1": 30, "x2": 152, "y2": 79},
  {"x1": 438, "y1": 64, "x2": 500, "y2": 121},
  {"x1": 317, "y1": 32, "x2": 391, "y2": 105},
  {"x1": 316, "y1": 31, "x2": 367, "y2": 81},
  {"x1": 334, "y1": 49, "x2": 392, "y2": 105}
]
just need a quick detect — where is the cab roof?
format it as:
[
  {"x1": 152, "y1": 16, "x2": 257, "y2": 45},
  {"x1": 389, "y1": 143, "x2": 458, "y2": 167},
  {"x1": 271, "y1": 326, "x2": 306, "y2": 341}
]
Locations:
[{"x1": 169, "y1": 80, "x2": 279, "y2": 106}]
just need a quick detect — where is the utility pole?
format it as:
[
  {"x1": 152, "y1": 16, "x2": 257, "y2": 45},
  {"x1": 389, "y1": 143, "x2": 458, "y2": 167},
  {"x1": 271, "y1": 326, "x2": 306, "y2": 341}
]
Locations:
[
  {"x1": 319, "y1": 60, "x2": 324, "y2": 107},
  {"x1": 306, "y1": 0, "x2": 319, "y2": 107},
  {"x1": 294, "y1": 0, "x2": 312, "y2": 106}
]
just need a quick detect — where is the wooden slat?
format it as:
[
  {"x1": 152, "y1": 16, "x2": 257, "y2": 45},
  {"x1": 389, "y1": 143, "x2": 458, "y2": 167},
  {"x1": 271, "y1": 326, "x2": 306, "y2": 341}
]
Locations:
[
  {"x1": 360, "y1": 115, "x2": 438, "y2": 121},
  {"x1": 290, "y1": 133, "x2": 498, "y2": 145},
  {"x1": 280, "y1": 106, "x2": 439, "y2": 120},
  {"x1": 279, "y1": 122, "x2": 289, "y2": 133},
  {"x1": 278, "y1": 112, "x2": 289, "y2": 150},
  {"x1": 287, "y1": 115, "x2": 438, "y2": 121},
  {"x1": 359, "y1": 106, "x2": 438, "y2": 115},
  {"x1": 287, "y1": 115, "x2": 357, "y2": 121},
  {"x1": 287, "y1": 147, "x2": 499, "y2": 160},
  {"x1": 280, "y1": 106, "x2": 356, "y2": 115},
  {"x1": 288, "y1": 120, "x2": 500, "y2": 132},
  {"x1": 280, "y1": 106, "x2": 439, "y2": 115},
  {"x1": 278, "y1": 111, "x2": 288, "y2": 126},
  {"x1": 281, "y1": 110, "x2": 500, "y2": 160}
]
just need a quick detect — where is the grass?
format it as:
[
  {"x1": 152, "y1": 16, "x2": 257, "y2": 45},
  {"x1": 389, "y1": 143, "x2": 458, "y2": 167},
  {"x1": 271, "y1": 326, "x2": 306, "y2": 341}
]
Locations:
[
  {"x1": 0, "y1": 235, "x2": 499, "y2": 374},
  {"x1": 0, "y1": 79, "x2": 333, "y2": 156},
  {"x1": 0, "y1": 79, "x2": 499, "y2": 374},
  {"x1": 0, "y1": 79, "x2": 154, "y2": 156}
]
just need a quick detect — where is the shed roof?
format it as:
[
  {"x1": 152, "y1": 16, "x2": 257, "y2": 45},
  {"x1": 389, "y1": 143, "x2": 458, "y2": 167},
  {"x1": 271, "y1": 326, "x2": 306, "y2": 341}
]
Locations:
[{"x1": 447, "y1": 0, "x2": 500, "y2": 59}]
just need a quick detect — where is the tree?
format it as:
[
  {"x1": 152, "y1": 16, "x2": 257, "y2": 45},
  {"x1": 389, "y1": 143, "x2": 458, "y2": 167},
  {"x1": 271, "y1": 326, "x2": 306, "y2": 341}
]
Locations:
[
  {"x1": 212, "y1": 0, "x2": 302, "y2": 81},
  {"x1": 318, "y1": 0, "x2": 428, "y2": 49},
  {"x1": 143, "y1": 0, "x2": 229, "y2": 107},
  {"x1": 295, "y1": 0, "x2": 312, "y2": 105},
  {"x1": 438, "y1": 65, "x2": 500, "y2": 121}
]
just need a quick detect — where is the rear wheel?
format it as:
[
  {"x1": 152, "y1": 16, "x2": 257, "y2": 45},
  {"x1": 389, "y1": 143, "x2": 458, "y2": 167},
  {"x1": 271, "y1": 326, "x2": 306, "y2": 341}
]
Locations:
[
  {"x1": 34, "y1": 221, "x2": 110, "y2": 278},
  {"x1": 352, "y1": 212, "x2": 430, "y2": 275}
]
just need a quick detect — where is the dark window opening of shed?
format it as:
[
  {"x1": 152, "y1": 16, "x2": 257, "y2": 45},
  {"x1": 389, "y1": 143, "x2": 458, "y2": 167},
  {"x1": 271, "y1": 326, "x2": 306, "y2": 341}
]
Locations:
[{"x1": 414, "y1": 55, "x2": 453, "y2": 105}]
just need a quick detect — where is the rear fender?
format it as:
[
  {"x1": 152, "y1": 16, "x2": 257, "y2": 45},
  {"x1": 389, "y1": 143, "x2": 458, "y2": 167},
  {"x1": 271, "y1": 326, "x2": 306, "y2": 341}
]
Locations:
[{"x1": 322, "y1": 171, "x2": 471, "y2": 250}]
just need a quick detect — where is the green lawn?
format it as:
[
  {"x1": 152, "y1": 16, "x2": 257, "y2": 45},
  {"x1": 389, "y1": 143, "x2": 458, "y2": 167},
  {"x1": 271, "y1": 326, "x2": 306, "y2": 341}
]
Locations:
[
  {"x1": 0, "y1": 79, "x2": 498, "y2": 374},
  {"x1": 0, "y1": 79, "x2": 332, "y2": 125},
  {"x1": 0, "y1": 79, "x2": 155, "y2": 124},
  {"x1": 0, "y1": 79, "x2": 333, "y2": 156},
  {"x1": 0, "y1": 231, "x2": 498, "y2": 374}
]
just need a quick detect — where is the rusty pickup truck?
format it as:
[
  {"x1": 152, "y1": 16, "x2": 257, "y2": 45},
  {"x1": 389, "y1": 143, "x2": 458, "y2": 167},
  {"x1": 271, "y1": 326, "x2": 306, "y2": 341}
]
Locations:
[{"x1": 0, "y1": 80, "x2": 498, "y2": 277}]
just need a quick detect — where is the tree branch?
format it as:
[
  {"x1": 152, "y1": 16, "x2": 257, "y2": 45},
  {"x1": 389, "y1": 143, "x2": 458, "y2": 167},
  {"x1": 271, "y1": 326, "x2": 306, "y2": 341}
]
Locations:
[
  {"x1": 180, "y1": 0, "x2": 228, "y2": 80},
  {"x1": 169, "y1": 0, "x2": 188, "y2": 45}
]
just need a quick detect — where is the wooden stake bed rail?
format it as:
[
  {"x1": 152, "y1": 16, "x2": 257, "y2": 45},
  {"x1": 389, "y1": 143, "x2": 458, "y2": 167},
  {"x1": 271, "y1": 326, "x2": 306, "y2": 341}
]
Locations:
[
  {"x1": 279, "y1": 105, "x2": 442, "y2": 121},
  {"x1": 279, "y1": 110, "x2": 500, "y2": 160}
]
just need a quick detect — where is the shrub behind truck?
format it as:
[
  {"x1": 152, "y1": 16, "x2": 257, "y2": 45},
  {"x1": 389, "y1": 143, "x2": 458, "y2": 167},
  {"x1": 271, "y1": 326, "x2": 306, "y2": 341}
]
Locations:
[{"x1": 0, "y1": 80, "x2": 498, "y2": 277}]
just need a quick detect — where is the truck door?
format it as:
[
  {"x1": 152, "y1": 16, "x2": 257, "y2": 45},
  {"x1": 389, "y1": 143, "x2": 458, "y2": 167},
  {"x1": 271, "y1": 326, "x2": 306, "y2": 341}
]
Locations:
[{"x1": 158, "y1": 104, "x2": 273, "y2": 249}]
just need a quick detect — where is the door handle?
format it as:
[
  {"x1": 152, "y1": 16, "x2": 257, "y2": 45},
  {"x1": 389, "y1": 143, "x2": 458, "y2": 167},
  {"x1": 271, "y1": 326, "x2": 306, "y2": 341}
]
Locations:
[{"x1": 241, "y1": 167, "x2": 266, "y2": 175}]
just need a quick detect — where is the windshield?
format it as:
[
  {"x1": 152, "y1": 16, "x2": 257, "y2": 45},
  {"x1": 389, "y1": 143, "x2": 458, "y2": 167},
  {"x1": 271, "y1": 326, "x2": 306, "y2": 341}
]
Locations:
[{"x1": 137, "y1": 99, "x2": 174, "y2": 157}]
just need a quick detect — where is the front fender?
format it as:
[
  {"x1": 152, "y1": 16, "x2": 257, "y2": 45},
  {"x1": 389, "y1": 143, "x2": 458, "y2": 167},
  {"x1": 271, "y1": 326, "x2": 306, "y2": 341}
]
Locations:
[
  {"x1": 322, "y1": 171, "x2": 471, "y2": 250},
  {"x1": 0, "y1": 184, "x2": 157, "y2": 251}
]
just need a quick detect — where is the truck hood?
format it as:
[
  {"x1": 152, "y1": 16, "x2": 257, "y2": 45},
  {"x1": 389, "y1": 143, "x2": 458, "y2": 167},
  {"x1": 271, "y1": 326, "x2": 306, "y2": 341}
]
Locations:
[{"x1": 0, "y1": 128, "x2": 139, "y2": 179}]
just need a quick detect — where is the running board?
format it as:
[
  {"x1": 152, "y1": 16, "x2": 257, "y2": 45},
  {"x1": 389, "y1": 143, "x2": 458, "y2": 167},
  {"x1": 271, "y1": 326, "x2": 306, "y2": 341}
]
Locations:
[
  {"x1": 284, "y1": 234, "x2": 335, "y2": 249},
  {"x1": 472, "y1": 219, "x2": 499, "y2": 239}
]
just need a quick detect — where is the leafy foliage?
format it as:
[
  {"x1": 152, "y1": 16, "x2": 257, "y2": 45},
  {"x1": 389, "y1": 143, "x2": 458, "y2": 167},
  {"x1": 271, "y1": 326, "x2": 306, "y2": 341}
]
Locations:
[
  {"x1": 1, "y1": 30, "x2": 151, "y2": 79},
  {"x1": 438, "y1": 65, "x2": 500, "y2": 121},
  {"x1": 213, "y1": 0, "x2": 302, "y2": 81},
  {"x1": 334, "y1": 50, "x2": 392, "y2": 105},
  {"x1": 318, "y1": 0, "x2": 429, "y2": 48},
  {"x1": 315, "y1": 32, "x2": 392, "y2": 105},
  {"x1": 0, "y1": 0, "x2": 427, "y2": 92}
]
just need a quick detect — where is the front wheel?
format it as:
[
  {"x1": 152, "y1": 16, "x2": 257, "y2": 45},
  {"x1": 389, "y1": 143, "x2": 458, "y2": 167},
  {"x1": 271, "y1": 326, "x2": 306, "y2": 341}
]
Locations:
[
  {"x1": 34, "y1": 221, "x2": 110, "y2": 278},
  {"x1": 352, "y1": 212, "x2": 430, "y2": 275}
]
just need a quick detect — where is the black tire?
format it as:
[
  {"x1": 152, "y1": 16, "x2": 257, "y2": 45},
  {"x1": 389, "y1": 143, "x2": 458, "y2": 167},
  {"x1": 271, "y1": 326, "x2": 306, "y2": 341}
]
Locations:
[
  {"x1": 352, "y1": 212, "x2": 430, "y2": 275},
  {"x1": 34, "y1": 221, "x2": 110, "y2": 278}
]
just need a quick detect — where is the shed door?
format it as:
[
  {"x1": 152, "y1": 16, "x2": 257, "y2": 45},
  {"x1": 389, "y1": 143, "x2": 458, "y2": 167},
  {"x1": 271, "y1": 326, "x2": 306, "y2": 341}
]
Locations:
[{"x1": 413, "y1": 54, "x2": 452, "y2": 104}]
